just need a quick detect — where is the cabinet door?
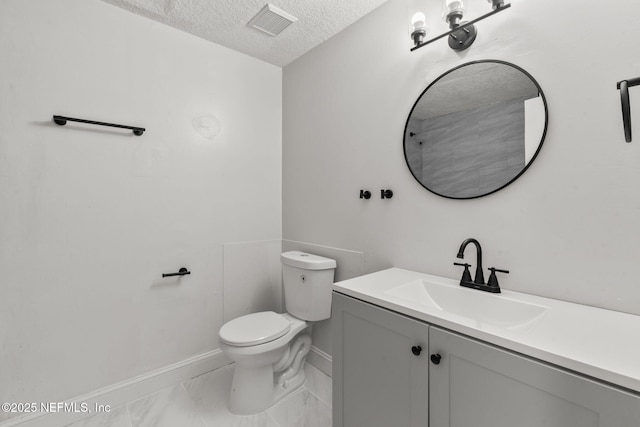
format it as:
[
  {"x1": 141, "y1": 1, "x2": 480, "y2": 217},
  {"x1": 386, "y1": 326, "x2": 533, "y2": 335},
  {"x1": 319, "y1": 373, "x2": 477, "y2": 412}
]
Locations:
[
  {"x1": 333, "y1": 292, "x2": 430, "y2": 427},
  {"x1": 429, "y1": 326, "x2": 640, "y2": 427}
]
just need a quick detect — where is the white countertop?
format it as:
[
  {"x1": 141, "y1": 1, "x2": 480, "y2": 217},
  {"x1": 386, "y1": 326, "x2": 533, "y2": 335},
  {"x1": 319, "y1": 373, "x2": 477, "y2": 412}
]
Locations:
[{"x1": 333, "y1": 268, "x2": 640, "y2": 393}]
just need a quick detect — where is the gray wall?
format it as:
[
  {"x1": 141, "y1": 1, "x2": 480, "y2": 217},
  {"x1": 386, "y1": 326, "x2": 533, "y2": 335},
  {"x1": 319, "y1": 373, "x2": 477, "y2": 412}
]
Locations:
[{"x1": 283, "y1": 0, "x2": 640, "y2": 359}]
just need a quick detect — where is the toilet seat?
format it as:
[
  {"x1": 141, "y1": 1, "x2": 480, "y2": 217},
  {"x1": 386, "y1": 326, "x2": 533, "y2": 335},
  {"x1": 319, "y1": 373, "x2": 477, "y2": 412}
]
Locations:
[{"x1": 219, "y1": 311, "x2": 290, "y2": 347}]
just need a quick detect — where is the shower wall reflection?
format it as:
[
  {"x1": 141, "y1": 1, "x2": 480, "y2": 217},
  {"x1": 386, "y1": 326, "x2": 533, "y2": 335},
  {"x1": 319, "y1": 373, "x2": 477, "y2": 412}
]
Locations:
[{"x1": 406, "y1": 96, "x2": 535, "y2": 198}]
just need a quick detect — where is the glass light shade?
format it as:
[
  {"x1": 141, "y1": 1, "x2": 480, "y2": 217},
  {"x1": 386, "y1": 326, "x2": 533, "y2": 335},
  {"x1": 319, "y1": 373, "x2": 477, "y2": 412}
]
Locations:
[
  {"x1": 407, "y1": 0, "x2": 429, "y2": 39},
  {"x1": 411, "y1": 11, "x2": 428, "y2": 33},
  {"x1": 443, "y1": 0, "x2": 466, "y2": 22}
]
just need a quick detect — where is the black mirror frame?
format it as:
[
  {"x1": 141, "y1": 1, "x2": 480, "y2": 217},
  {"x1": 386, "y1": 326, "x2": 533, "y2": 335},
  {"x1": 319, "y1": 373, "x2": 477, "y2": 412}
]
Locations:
[{"x1": 403, "y1": 59, "x2": 549, "y2": 200}]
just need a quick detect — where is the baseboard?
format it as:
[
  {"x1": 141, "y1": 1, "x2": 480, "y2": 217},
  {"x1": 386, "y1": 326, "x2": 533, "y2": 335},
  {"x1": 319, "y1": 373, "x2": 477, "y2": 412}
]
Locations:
[
  {"x1": 1, "y1": 350, "x2": 231, "y2": 427},
  {"x1": 307, "y1": 345, "x2": 332, "y2": 378}
]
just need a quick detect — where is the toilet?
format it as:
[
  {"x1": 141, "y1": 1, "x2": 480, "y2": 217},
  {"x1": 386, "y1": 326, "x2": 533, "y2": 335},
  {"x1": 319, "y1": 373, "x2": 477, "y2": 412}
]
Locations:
[{"x1": 218, "y1": 251, "x2": 337, "y2": 415}]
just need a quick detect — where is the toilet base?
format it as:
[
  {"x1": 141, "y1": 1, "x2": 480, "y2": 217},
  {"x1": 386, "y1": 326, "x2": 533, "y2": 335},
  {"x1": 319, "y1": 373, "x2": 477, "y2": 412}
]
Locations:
[
  {"x1": 228, "y1": 333, "x2": 311, "y2": 415},
  {"x1": 228, "y1": 361, "x2": 307, "y2": 415}
]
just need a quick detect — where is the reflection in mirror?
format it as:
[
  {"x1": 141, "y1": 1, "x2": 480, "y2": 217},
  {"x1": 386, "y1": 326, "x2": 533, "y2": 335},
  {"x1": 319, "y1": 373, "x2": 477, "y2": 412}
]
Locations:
[{"x1": 404, "y1": 60, "x2": 547, "y2": 199}]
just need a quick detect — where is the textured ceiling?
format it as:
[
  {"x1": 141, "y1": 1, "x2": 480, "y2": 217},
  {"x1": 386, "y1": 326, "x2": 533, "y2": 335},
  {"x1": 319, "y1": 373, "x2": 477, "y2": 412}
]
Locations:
[{"x1": 99, "y1": 0, "x2": 388, "y2": 67}]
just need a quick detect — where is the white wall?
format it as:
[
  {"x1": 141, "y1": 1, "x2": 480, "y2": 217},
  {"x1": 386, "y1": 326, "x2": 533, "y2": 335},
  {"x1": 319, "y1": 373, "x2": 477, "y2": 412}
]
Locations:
[
  {"x1": 283, "y1": 0, "x2": 640, "y2": 357},
  {"x1": 0, "y1": 0, "x2": 281, "y2": 410}
]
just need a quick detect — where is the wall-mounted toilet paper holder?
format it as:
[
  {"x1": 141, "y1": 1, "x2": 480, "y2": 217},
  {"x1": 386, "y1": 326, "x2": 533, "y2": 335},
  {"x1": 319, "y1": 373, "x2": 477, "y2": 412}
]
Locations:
[{"x1": 162, "y1": 267, "x2": 191, "y2": 278}]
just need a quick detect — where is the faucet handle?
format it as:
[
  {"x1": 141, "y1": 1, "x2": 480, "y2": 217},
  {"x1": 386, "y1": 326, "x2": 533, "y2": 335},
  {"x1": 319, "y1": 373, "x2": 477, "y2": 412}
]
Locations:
[
  {"x1": 453, "y1": 262, "x2": 473, "y2": 283},
  {"x1": 487, "y1": 267, "x2": 509, "y2": 289}
]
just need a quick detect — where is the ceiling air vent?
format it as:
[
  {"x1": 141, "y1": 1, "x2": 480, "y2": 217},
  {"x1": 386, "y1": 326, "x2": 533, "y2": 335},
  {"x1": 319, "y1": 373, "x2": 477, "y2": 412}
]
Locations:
[{"x1": 248, "y1": 4, "x2": 298, "y2": 37}]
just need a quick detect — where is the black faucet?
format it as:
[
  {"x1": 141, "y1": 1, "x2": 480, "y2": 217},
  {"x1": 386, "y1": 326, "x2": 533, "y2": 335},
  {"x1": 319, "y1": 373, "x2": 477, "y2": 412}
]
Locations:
[
  {"x1": 457, "y1": 238, "x2": 484, "y2": 284},
  {"x1": 454, "y1": 238, "x2": 504, "y2": 293}
]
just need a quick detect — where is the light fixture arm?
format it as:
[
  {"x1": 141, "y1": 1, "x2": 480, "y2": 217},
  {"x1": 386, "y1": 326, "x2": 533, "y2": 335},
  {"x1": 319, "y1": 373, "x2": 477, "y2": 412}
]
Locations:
[{"x1": 410, "y1": 3, "x2": 511, "y2": 52}]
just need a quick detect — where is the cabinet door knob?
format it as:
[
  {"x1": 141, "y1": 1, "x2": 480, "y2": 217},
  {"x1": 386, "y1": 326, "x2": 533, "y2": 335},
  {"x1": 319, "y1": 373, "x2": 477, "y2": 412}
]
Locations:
[
  {"x1": 430, "y1": 353, "x2": 442, "y2": 365},
  {"x1": 411, "y1": 345, "x2": 422, "y2": 356}
]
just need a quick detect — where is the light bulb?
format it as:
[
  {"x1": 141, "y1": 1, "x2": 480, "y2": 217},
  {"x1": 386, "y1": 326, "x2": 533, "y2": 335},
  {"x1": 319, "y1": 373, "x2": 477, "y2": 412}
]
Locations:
[
  {"x1": 443, "y1": 0, "x2": 465, "y2": 27},
  {"x1": 411, "y1": 12, "x2": 426, "y2": 30},
  {"x1": 446, "y1": 0, "x2": 465, "y2": 12}
]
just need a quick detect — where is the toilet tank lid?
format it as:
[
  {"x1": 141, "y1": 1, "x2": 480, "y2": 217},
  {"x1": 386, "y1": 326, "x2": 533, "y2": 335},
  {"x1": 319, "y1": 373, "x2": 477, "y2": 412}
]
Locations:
[{"x1": 281, "y1": 251, "x2": 337, "y2": 270}]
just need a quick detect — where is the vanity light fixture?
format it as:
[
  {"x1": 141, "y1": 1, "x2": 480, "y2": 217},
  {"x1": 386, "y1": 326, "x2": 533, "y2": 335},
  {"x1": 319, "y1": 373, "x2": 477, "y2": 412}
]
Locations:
[{"x1": 410, "y1": 0, "x2": 510, "y2": 52}]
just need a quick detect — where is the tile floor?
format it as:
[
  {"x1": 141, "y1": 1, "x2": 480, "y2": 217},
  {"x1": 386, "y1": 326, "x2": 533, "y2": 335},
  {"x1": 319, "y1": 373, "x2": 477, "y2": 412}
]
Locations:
[{"x1": 65, "y1": 363, "x2": 332, "y2": 427}]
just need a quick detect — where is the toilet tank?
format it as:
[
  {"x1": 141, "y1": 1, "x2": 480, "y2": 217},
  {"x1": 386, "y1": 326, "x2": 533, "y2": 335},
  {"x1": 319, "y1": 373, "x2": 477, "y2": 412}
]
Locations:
[{"x1": 281, "y1": 251, "x2": 337, "y2": 321}]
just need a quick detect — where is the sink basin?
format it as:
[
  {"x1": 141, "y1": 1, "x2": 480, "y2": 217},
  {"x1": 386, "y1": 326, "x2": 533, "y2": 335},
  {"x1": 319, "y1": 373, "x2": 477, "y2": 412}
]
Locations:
[{"x1": 384, "y1": 279, "x2": 548, "y2": 332}]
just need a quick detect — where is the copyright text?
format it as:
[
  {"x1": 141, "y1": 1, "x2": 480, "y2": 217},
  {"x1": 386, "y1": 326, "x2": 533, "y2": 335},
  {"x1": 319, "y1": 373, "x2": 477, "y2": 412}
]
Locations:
[{"x1": 2, "y1": 402, "x2": 111, "y2": 414}]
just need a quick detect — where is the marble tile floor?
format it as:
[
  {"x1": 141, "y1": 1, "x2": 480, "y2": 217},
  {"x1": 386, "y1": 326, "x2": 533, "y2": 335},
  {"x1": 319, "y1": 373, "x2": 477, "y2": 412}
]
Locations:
[{"x1": 66, "y1": 363, "x2": 332, "y2": 427}]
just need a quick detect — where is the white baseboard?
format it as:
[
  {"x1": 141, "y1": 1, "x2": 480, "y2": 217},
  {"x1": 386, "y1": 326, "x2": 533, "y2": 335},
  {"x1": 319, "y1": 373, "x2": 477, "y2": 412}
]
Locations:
[
  {"x1": 2, "y1": 350, "x2": 231, "y2": 427},
  {"x1": 307, "y1": 345, "x2": 332, "y2": 378}
]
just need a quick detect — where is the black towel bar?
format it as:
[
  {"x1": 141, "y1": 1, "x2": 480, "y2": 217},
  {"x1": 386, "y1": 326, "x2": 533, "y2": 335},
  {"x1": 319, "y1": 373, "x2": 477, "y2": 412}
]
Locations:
[
  {"x1": 53, "y1": 115, "x2": 145, "y2": 136},
  {"x1": 616, "y1": 77, "x2": 640, "y2": 142}
]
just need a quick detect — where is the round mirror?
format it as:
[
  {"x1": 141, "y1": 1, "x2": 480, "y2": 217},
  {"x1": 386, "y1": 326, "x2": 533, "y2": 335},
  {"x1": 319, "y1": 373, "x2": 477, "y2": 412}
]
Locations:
[{"x1": 404, "y1": 60, "x2": 548, "y2": 199}]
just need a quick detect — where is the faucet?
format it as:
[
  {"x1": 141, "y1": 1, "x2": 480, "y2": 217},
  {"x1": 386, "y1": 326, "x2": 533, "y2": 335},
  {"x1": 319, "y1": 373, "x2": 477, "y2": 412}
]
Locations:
[
  {"x1": 457, "y1": 238, "x2": 484, "y2": 285},
  {"x1": 454, "y1": 238, "x2": 506, "y2": 293}
]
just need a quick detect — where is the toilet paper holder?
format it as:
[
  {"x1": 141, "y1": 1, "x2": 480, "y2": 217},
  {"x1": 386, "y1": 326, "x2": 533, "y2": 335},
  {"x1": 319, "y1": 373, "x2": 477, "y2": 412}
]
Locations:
[{"x1": 162, "y1": 267, "x2": 191, "y2": 278}]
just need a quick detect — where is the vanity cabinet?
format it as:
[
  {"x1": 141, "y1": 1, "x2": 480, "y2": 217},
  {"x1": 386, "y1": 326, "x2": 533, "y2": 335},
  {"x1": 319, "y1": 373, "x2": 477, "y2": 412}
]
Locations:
[
  {"x1": 332, "y1": 292, "x2": 429, "y2": 427},
  {"x1": 332, "y1": 292, "x2": 640, "y2": 427},
  {"x1": 429, "y1": 326, "x2": 640, "y2": 427}
]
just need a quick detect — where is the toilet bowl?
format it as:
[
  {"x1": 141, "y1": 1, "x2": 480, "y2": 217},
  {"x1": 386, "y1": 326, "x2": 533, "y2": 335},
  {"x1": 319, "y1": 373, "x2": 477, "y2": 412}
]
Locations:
[
  {"x1": 218, "y1": 251, "x2": 336, "y2": 415},
  {"x1": 219, "y1": 312, "x2": 309, "y2": 414}
]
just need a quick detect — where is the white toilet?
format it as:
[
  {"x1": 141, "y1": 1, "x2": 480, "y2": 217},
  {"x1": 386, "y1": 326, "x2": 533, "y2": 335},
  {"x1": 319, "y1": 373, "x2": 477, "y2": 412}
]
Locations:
[{"x1": 218, "y1": 251, "x2": 337, "y2": 415}]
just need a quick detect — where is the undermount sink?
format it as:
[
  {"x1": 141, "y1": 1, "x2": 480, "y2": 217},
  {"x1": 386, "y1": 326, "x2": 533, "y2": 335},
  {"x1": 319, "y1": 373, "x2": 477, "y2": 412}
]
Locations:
[{"x1": 384, "y1": 279, "x2": 548, "y2": 332}]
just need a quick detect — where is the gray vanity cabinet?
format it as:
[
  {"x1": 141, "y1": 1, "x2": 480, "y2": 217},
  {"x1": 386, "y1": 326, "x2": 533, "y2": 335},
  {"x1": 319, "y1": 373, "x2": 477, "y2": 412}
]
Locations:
[
  {"x1": 333, "y1": 292, "x2": 640, "y2": 427},
  {"x1": 429, "y1": 326, "x2": 640, "y2": 427},
  {"x1": 332, "y1": 292, "x2": 429, "y2": 427}
]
